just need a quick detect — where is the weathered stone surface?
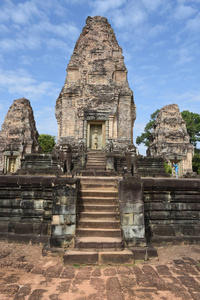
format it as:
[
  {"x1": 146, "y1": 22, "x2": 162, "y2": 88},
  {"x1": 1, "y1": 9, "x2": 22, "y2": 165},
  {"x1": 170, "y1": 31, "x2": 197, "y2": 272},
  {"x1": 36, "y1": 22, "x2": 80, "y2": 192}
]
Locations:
[
  {"x1": 143, "y1": 178, "x2": 200, "y2": 244},
  {"x1": 55, "y1": 16, "x2": 136, "y2": 151},
  {"x1": 118, "y1": 179, "x2": 145, "y2": 246},
  {"x1": 0, "y1": 176, "x2": 77, "y2": 247},
  {"x1": 147, "y1": 104, "x2": 194, "y2": 176},
  {"x1": 0, "y1": 98, "x2": 40, "y2": 174}
]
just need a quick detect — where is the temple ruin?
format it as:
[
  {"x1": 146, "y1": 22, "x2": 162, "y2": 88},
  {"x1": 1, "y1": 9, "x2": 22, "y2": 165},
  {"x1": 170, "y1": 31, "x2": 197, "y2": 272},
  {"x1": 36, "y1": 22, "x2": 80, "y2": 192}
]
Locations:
[
  {"x1": 147, "y1": 104, "x2": 194, "y2": 176},
  {"x1": 0, "y1": 16, "x2": 199, "y2": 264},
  {"x1": 56, "y1": 16, "x2": 136, "y2": 152},
  {"x1": 0, "y1": 97, "x2": 40, "y2": 174}
]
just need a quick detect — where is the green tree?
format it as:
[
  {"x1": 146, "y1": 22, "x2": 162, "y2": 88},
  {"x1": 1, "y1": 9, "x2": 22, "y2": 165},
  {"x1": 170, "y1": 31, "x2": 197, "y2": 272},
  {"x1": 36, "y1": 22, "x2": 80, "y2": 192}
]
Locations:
[
  {"x1": 181, "y1": 110, "x2": 200, "y2": 149},
  {"x1": 136, "y1": 109, "x2": 160, "y2": 147},
  {"x1": 38, "y1": 134, "x2": 56, "y2": 153},
  {"x1": 192, "y1": 153, "x2": 200, "y2": 174},
  {"x1": 164, "y1": 161, "x2": 172, "y2": 174}
]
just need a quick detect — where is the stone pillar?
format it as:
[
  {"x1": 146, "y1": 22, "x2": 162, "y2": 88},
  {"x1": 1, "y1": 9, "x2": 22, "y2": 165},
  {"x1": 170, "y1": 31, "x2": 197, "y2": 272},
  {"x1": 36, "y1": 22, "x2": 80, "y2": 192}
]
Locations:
[
  {"x1": 106, "y1": 153, "x2": 115, "y2": 170},
  {"x1": 105, "y1": 120, "x2": 109, "y2": 143},
  {"x1": 118, "y1": 179, "x2": 146, "y2": 247},
  {"x1": 83, "y1": 120, "x2": 87, "y2": 147},
  {"x1": 109, "y1": 115, "x2": 114, "y2": 139}
]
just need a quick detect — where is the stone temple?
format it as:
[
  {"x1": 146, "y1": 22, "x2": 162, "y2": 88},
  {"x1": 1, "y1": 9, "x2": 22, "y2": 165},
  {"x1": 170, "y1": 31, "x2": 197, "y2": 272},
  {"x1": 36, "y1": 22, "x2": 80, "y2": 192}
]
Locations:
[
  {"x1": 0, "y1": 97, "x2": 40, "y2": 174},
  {"x1": 56, "y1": 16, "x2": 136, "y2": 152},
  {"x1": 147, "y1": 104, "x2": 194, "y2": 176},
  {"x1": 0, "y1": 16, "x2": 199, "y2": 265}
]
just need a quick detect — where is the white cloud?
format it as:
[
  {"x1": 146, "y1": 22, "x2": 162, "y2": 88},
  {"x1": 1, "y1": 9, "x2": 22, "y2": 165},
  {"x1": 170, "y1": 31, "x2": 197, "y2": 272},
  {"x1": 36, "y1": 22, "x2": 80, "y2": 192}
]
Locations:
[
  {"x1": 174, "y1": 4, "x2": 197, "y2": 20},
  {"x1": 91, "y1": 0, "x2": 126, "y2": 15},
  {"x1": 20, "y1": 55, "x2": 34, "y2": 66},
  {"x1": 0, "y1": 24, "x2": 9, "y2": 34},
  {"x1": 148, "y1": 24, "x2": 168, "y2": 38},
  {"x1": 177, "y1": 47, "x2": 194, "y2": 64},
  {"x1": 158, "y1": 90, "x2": 200, "y2": 112},
  {"x1": 141, "y1": 0, "x2": 163, "y2": 12},
  {"x1": 0, "y1": 0, "x2": 45, "y2": 25},
  {"x1": 185, "y1": 12, "x2": 200, "y2": 31},
  {"x1": 32, "y1": 21, "x2": 80, "y2": 40},
  {"x1": 0, "y1": 35, "x2": 41, "y2": 52},
  {"x1": 0, "y1": 68, "x2": 59, "y2": 100}
]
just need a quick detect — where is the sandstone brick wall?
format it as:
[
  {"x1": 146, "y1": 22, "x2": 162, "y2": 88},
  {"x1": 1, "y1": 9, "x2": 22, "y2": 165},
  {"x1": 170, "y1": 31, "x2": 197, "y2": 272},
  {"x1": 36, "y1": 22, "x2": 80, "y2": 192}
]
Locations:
[
  {"x1": 0, "y1": 176, "x2": 77, "y2": 246},
  {"x1": 143, "y1": 178, "x2": 200, "y2": 244}
]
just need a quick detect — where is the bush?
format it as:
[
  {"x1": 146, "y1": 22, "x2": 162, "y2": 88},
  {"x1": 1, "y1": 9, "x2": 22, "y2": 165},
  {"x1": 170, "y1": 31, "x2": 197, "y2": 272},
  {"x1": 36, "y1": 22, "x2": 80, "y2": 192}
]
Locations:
[
  {"x1": 38, "y1": 134, "x2": 56, "y2": 153},
  {"x1": 193, "y1": 153, "x2": 200, "y2": 174},
  {"x1": 164, "y1": 161, "x2": 172, "y2": 174}
]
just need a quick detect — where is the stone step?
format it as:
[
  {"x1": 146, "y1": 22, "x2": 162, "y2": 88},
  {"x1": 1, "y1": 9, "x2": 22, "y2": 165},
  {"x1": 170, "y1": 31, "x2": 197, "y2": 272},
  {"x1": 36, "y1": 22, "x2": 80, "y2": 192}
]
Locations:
[
  {"x1": 87, "y1": 157, "x2": 106, "y2": 161},
  {"x1": 86, "y1": 165, "x2": 106, "y2": 171},
  {"x1": 79, "y1": 212, "x2": 120, "y2": 219},
  {"x1": 99, "y1": 250, "x2": 134, "y2": 264},
  {"x1": 79, "y1": 197, "x2": 118, "y2": 205},
  {"x1": 79, "y1": 190, "x2": 118, "y2": 198},
  {"x1": 87, "y1": 151, "x2": 105, "y2": 156},
  {"x1": 76, "y1": 228, "x2": 121, "y2": 237},
  {"x1": 87, "y1": 158, "x2": 105, "y2": 161},
  {"x1": 77, "y1": 219, "x2": 120, "y2": 229},
  {"x1": 64, "y1": 250, "x2": 98, "y2": 264},
  {"x1": 86, "y1": 162, "x2": 106, "y2": 166},
  {"x1": 80, "y1": 170, "x2": 118, "y2": 176},
  {"x1": 75, "y1": 237, "x2": 124, "y2": 250},
  {"x1": 80, "y1": 181, "x2": 118, "y2": 188},
  {"x1": 63, "y1": 249, "x2": 133, "y2": 265},
  {"x1": 80, "y1": 183, "x2": 118, "y2": 190},
  {"x1": 80, "y1": 178, "x2": 118, "y2": 186},
  {"x1": 77, "y1": 204, "x2": 119, "y2": 212}
]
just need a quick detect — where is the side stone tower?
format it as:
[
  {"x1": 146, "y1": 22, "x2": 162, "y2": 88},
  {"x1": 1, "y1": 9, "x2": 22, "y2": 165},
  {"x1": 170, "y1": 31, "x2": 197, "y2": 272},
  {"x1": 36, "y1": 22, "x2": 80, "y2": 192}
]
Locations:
[
  {"x1": 55, "y1": 16, "x2": 136, "y2": 151},
  {"x1": 147, "y1": 104, "x2": 194, "y2": 176},
  {"x1": 0, "y1": 97, "x2": 40, "y2": 173}
]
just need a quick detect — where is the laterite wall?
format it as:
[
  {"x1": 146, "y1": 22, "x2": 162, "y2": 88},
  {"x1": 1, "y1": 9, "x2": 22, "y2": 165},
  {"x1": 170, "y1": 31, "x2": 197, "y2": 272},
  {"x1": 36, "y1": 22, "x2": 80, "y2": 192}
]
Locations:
[
  {"x1": 143, "y1": 178, "x2": 200, "y2": 245},
  {"x1": 0, "y1": 176, "x2": 77, "y2": 247}
]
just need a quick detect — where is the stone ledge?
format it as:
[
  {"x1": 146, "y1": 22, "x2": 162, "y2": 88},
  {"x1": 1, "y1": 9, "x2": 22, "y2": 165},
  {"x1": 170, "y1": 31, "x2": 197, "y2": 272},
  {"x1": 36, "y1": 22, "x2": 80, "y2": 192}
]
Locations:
[
  {"x1": 142, "y1": 178, "x2": 200, "y2": 190},
  {"x1": 0, "y1": 233, "x2": 49, "y2": 244},
  {"x1": 151, "y1": 235, "x2": 200, "y2": 245}
]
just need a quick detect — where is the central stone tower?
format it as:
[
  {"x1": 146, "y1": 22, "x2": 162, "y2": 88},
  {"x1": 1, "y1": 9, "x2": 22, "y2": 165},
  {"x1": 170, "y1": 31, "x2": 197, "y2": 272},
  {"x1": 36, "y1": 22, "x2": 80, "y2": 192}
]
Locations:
[{"x1": 55, "y1": 16, "x2": 136, "y2": 151}]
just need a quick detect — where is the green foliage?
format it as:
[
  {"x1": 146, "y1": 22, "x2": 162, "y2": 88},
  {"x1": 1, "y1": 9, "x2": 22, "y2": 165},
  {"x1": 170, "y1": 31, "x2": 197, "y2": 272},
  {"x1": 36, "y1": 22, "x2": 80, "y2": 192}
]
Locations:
[
  {"x1": 181, "y1": 110, "x2": 200, "y2": 149},
  {"x1": 164, "y1": 162, "x2": 172, "y2": 174},
  {"x1": 38, "y1": 134, "x2": 56, "y2": 153},
  {"x1": 136, "y1": 109, "x2": 160, "y2": 147},
  {"x1": 192, "y1": 153, "x2": 200, "y2": 174}
]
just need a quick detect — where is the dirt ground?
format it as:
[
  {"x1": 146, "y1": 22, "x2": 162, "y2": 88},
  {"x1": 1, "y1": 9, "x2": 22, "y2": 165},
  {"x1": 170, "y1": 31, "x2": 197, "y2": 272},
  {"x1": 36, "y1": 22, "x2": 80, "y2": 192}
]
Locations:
[{"x1": 0, "y1": 241, "x2": 200, "y2": 299}]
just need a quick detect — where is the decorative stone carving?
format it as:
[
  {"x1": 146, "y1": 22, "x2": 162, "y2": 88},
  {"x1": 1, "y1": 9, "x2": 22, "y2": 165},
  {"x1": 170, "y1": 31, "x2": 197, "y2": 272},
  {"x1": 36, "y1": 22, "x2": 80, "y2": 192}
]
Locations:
[
  {"x1": 59, "y1": 144, "x2": 72, "y2": 174},
  {"x1": 125, "y1": 145, "x2": 139, "y2": 176},
  {"x1": 147, "y1": 104, "x2": 194, "y2": 176},
  {"x1": 55, "y1": 16, "x2": 136, "y2": 151},
  {"x1": 105, "y1": 139, "x2": 114, "y2": 153},
  {"x1": 0, "y1": 97, "x2": 40, "y2": 173}
]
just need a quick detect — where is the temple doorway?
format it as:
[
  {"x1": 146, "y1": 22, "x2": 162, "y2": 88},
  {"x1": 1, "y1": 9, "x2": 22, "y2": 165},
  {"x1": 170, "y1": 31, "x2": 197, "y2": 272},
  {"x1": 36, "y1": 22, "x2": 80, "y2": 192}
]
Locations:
[
  {"x1": 87, "y1": 121, "x2": 105, "y2": 149},
  {"x1": 8, "y1": 157, "x2": 17, "y2": 173}
]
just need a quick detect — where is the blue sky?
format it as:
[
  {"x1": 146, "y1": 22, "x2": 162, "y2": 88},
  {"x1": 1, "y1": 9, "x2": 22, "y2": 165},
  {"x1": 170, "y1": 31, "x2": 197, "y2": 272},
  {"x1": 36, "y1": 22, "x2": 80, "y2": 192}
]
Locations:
[{"x1": 0, "y1": 0, "x2": 200, "y2": 155}]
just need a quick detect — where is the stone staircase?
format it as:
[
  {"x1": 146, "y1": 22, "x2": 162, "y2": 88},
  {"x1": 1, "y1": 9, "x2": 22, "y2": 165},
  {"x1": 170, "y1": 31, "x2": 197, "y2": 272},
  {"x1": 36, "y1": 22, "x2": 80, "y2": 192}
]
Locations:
[
  {"x1": 81, "y1": 150, "x2": 117, "y2": 176},
  {"x1": 86, "y1": 150, "x2": 106, "y2": 170},
  {"x1": 64, "y1": 176, "x2": 133, "y2": 264}
]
